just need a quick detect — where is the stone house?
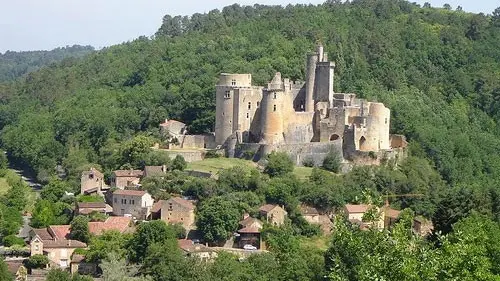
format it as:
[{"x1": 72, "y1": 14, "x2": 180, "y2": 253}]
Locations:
[
  {"x1": 151, "y1": 197, "x2": 195, "y2": 230},
  {"x1": 87, "y1": 216, "x2": 134, "y2": 235},
  {"x1": 344, "y1": 204, "x2": 385, "y2": 230},
  {"x1": 143, "y1": 165, "x2": 168, "y2": 178},
  {"x1": 259, "y1": 204, "x2": 287, "y2": 226},
  {"x1": 29, "y1": 226, "x2": 86, "y2": 269},
  {"x1": 112, "y1": 189, "x2": 154, "y2": 220},
  {"x1": 80, "y1": 168, "x2": 108, "y2": 195},
  {"x1": 299, "y1": 204, "x2": 321, "y2": 224},
  {"x1": 70, "y1": 254, "x2": 98, "y2": 276},
  {"x1": 237, "y1": 216, "x2": 263, "y2": 249},
  {"x1": 413, "y1": 216, "x2": 434, "y2": 237},
  {"x1": 381, "y1": 205, "x2": 401, "y2": 229},
  {"x1": 75, "y1": 202, "x2": 112, "y2": 216},
  {"x1": 110, "y1": 170, "x2": 143, "y2": 189},
  {"x1": 178, "y1": 239, "x2": 217, "y2": 261}
]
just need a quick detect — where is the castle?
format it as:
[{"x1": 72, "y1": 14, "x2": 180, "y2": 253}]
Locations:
[
  {"x1": 214, "y1": 44, "x2": 406, "y2": 165},
  {"x1": 160, "y1": 44, "x2": 406, "y2": 166}
]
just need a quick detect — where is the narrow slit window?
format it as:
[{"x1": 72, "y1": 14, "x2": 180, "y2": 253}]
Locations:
[
  {"x1": 248, "y1": 102, "x2": 251, "y2": 110},
  {"x1": 273, "y1": 104, "x2": 277, "y2": 112}
]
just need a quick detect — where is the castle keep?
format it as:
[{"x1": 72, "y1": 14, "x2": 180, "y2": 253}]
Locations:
[{"x1": 214, "y1": 44, "x2": 405, "y2": 165}]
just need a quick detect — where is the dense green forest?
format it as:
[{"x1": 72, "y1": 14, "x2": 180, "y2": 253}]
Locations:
[
  {"x1": 0, "y1": 45, "x2": 94, "y2": 83},
  {"x1": 1, "y1": 1, "x2": 500, "y2": 279}
]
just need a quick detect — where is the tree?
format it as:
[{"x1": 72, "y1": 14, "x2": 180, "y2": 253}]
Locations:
[
  {"x1": 128, "y1": 220, "x2": 176, "y2": 262},
  {"x1": 70, "y1": 215, "x2": 90, "y2": 243},
  {"x1": 171, "y1": 155, "x2": 187, "y2": 171},
  {"x1": 322, "y1": 148, "x2": 342, "y2": 173},
  {"x1": 24, "y1": 254, "x2": 49, "y2": 269},
  {"x1": 86, "y1": 231, "x2": 131, "y2": 262},
  {"x1": 264, "y1": 151, "x2": 294, "y2": 177},
  {"x1": 101, "y1": 252, "x2": 152, "y2": 281},
  {"x1": 0, "y1": 258, "x2": 13, "y2": 281},
  {"x1": 142, "y1": 241, "x2": 199, "y2": 281},
  {"x1": 196, "y1": 196, "x2": 241, "y2": 244},
  {"x1": 40, "y1": 178, "x2": 71, "y2": 203},
  {"x1": 493, "y1": 7, "x2": 500, "y2": 26},
  {"x1": 443, "y1": 3, "x2": 451, "y2": 10}
]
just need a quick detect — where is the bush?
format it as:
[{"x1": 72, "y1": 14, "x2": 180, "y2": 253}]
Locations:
[
  {"x1": 171, "y1": 155, "x2": 187, "y2": 171},
  {"x1": 24, "y1": 254, "x2": 49, "y2": 269},
  {"x1": 302, "y1": 157, "x2": 315, "y2": 167},
  {"x1": 322, "y1": 149, "x2": 341, "y2": 173},
  {"x1": 264, "y1": 152, "x2": 294, "y2": 177},
  {"x1": 2, "y1": 235, "x2": 25, "y2": 247},
  {"x1": 204, "y1": 150, "x2": 220, "y2": 159},
  {"x1": 242, "y1": 150, "x2": 256, "y2": 160}
]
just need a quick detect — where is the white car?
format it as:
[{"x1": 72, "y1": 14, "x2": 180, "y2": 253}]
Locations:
[{"x1": 243, "y1": 244, "x2": 257, "y2": 250}]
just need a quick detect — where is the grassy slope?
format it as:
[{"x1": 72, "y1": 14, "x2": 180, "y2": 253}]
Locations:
[{"x1": 187, "y1": 157, "x2": 314, "y2": 179}]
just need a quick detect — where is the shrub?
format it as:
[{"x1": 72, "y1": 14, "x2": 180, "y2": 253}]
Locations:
[
  {"x1": 242, "y1": 150, "x2": 255, "y2": 160},
  {"x1": 302, "y1": 157, "x2": 315, "y2": 167},
  {"x1": 264, "y1": 152, "x2": 294, "y2": 177},
  {"x1": 204, "y1": 150, "x2": 220, "y2": 158},
  {"x1": 322, "y1": 149, "x2": 341, "y2": 173},
  {"x1": 24, "y1": 254, "x2": 49, "y2": 269},
  {"x1": 2, "y1": 235, "x2": 25, "y2": 247},
  {"x1": 172, "y1": 155, "x2": 187, "y2": 171}
]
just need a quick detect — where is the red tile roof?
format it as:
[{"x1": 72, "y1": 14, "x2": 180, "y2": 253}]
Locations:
[
  {"x1": 77, "y1": 202, "x2": 106, "y2": 209},
  {"x1": 344, "y1": 204, "x2": 370, "y2": 214},
  {"x1": 6, "y1": 260, "x2": 23, "y2": 275},
  {"x1": 113, "y1": 189, "x2": 147, "y2": 196},
  {"x1": 48, "y1": 225, "x2": 71, "y2": 239},
  {"x1": 167, "y1": 197, "x2": 195, "y2": 210},
  {"x1": 82, "y1": 167, "x2": 104, "y2": 178},
  {"x1": 88, "y1": 216, "x2": 133, "y2": 235},
  {"x1": 43, "y1": 239, "x2": 87, "y2": 248},
  {"x1": 238, "y1": 226, "x2": 261, "y2": 233},
  {"x1": 113, "y1": 170, "x2": 143, "y2": 177},
  {"x1": 239, "y1": 217, "x2": 262, "y2": 228}
]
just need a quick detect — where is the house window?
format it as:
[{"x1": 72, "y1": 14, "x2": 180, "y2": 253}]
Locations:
[
  {"x1": 273, "y1": 105, "x2": 277, "y2": 112},
  {"x1": 224, "y1": 91, "x2": 230, "y2": 98},
  {"x1": 35, "y1": 245, "x2": 39, "y2": 251},
  {"x1": 130, "y1": 199, "x2": 135, "y2": 205},
  {"x1": 89, "y1": 174, "x2": 94, "y2": 179},
  {"x1": 248, "y1": 102, "x2": 251, "y2": 110},
  {"x1": 60, "y1": 259, "x2": 68, "y2": 268},
  {"x1": 231, "y1": 79, "x2": 236, "y2": 86}
]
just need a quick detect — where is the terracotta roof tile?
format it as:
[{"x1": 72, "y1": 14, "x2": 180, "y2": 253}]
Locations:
[
  {"x1": 382, "y1": 206, "x2": 401, "y2": 219},
  {"x1": 77, "y1": 202, "x2": 106, "y2": 209},
  {"x1": 6, "y1": 261, "x2": 23, "y2": 275},
  {"x1": 151, "y1": 200, "x2": 165, "y2": 213},
  {"x1": 82, "y1": 168, "x2": 104, "y2": 178},
  {"x1": 239, "y1": 217, "x2": 261, "y2": 227},
  {"x1": 43, "y1": 239, "x2": 87, "y2": 248},
  {"x1": 113, "y1": 189, "x2": 147, "y2": 196},
  {"x1": 238, "y1": 226, "x2": 261, "y2": 233},
  {"x1": 71, "y1": 254, "x2": 86, "y2": 263},
  {"x1": 33, "y1": 228, "x2": 53, "y2": 240},
  {"x1": 300, "y1": 204, "x2": 320, "y2": 215},
  {"x1": 113, "y1": 170, "x2": 143, "y2": 177},
  {"x1": 144, "y1": 166, "x2": 167, "y2": 177},
  {"x1": 344, "y1": 204, "x2": 370, "y2": 214},
  {"x1": 48, "y1": 225, "x2": 71, "y2": 239},
  {"x1": 88, "y1": 216, "x2": 133, "y2": 235}
]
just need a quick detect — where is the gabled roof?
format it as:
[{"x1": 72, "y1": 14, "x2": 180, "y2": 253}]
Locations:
[
  {"x1": 82, "y1": 167, "x2": 104, "y2": 178},
  {"x1": 77, "y1": 202, "x2": 106, "y2": 209},
  {"x1": 166, "y1": 197, "x2": 195, "y2": 210},
  {"x1": 151, "y1": 200, "x2": 165, "y2": 213},
  {"x1": 238, "y1": 226, "x2": 261, "y2": 233},
  {"x1": 344, "y1": 204, "x2": 370, "y2": 214},
  {"x1": 48, "y1": 225, "x2": 71, "y2": 240},
  {"x1": 113, "y1": 189, "x2": 148, "y2": 197},
  {"x1": 6, "y1": 260, "x2": 23, "y2": 275},
  {"x1": 382, "y1": 206, "x2": 401, "y2": 219},
  {"x1": 144, "y1": 166, "x2": 167, "y2": 177},
  {"x1": 32, "y1": 228, "x2": 53, "y2": 241},
  {"x1": 239, "y1": 217, "x2": 262, "y2": 228},
  {"x1": 43, "y1": 239, "x2": 87, "y2": 249},
  {"x1": 88, "y1": 216, "x2": 133, "y2": 235},
  {"x1": 113, "y1": 170, "x2": 143, "y2": 177},
  {"x1": 259, "y1": 204, "x2": 283, "y2": 213}
]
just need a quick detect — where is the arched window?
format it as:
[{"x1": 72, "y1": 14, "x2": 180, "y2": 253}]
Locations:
[
  {"x1": 330, "y1": 134, "x2": 340, "y2": 141},
  {"x1": 359, "y1": 136, "x2": 367, "y2": 151}
]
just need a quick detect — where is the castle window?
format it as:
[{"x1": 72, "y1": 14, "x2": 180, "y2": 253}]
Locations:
[
  {"x1": 273, "y1": 93, "x2": 277, "y2": 99},
  {"x1": 231, "y1": 79, "x2": 236, "y2": 86},
  {"x1": 224, "y1": 91, "x2": 230, "y2": 99},
  {"x1": 248, "y1": 102, "x2": 251, "y2": 110},
  {"x1": 257, "y1": 102, "x2": 260, "y2": 107},
  {"x1": 273, "y1": 104, "x2": 277, "y2": 112},
  {"x1": 246, "y1": 113, "x2": 249, "y2": 118},
  {"x1": 385, "y1": 118, "x2": 388, "y2": 124}
]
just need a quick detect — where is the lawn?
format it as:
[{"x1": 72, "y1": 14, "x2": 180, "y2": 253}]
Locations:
[
  {"x1": 186, "y1": 157, "x2": 258, "y2": 175},
  {"x1": 293, "y1": 166, "x2": 314, "y2": 180}
]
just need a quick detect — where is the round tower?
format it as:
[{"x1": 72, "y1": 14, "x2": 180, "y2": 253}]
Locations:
[
  {"x1": 367, "y1": 102, "x2": 391, "y2": 151},
  {"x1": 215, "y1": 73, "x2": 252, "y2": 145},
  {"x1": 260, "y1": 73, "x2": 285, "y2": 144},
  {"x1": 305, "y1": 54, "x2": 318, "y2": 112}
]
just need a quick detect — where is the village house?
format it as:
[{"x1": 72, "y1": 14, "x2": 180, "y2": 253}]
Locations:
[
  {"x1": 413, "y1": 216, "x2": 434, "y2": 236},
  {"x1": 381, "y1": 205, "x2": 401, "y2": 229},
  {"x1": 70, "y1": 254, "x2": 98, "y2": 276},
  {"x1": 178, "y1": 239, "x2": 217, "y2": 261},
  {"x1": 259, "y1": 204, "x2": 287, "y2": 226},
  {"x1": 112, "y1": 189, "x2": 154, "y2": 220},
  {"x1": 151, "y1": 197, "x2": 195, "y2": 230},
  {"x1": 237, "y1": 215, "x2": 263, "y2": 249},
  {"x1": 143, "y1": 165, "x2": 168, "y2": 178},
  {"x1": 344, "y1": 204, "x2": 385, "y2": 230},
  {"x1": 75, "y1": 202, "x2": 112, "y2": 216},
  {"x1": 299, "y1": 204, "x2": 333, "y2": 234},
  {"x1": 110, "y1": 169, "x2": 143, "y2": 189},
  {"x1": 29, "y1": 217, "x2": 133, "y2": 269},
  {"x1": 29, "y1": 226, "x2": 87, "y2": 268},
  {"x1": 80, "y1": 168, "x2": 108, "y2": 195}
]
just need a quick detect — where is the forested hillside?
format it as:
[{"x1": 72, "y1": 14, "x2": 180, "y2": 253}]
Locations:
[{"x1": 0, "y1": 45, "x2": 94, "y2": 82}]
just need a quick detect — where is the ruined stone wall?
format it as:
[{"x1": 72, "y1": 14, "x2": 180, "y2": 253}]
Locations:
[
  {"x1": 314, "y1": 61, "x2": 335, "y2": 105},
  {"x1": 180, "y1": 134, "x2": 216, "y2": 149},
  {"x1": 284, "y1": 112, "x2": 315, "y2": 143},
  {"x1": 166, "y1": 151, "x2": 204, "y2": 162}
]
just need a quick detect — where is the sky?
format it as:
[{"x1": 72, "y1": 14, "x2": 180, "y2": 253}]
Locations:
[{"x1": 0, "y1": 0, "x2": 498, "y2": 53}]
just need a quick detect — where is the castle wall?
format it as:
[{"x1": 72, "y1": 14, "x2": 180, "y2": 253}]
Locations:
[
  {"x1": 368, "y1": 103, "x2": 391, "y2": 150},
  {"x1": 234, "y1": 87, "x2": 263, "y2": 143},
  {"x1": 263, "y1": 141, "x2": 343, "y2": 166},
  {"x1": 305, "y1": 54, "x2": 318, "y2": 112},
  {"x1": 180, "y1": 134, "x2": 216, "y2": 149},
  {"x1": 283, "y1": 112, "x2": 315, "y2": 143},
  {"x1": 260, "y1": 89, "x2": 285, "y2": 144},
  {"x1": 314, "y1": 61, "x2": 335, "y2": 106},
  {"x1": 319, "y1": 108, "x2": 347, "y2": 142}
]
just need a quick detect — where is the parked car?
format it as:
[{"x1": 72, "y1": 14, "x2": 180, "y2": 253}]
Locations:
[{"x1": 243, "y1": 244, "x2": 257, "y2": 250}]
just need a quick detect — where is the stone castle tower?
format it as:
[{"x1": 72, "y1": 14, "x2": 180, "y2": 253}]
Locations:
[{"x1": 214, "y1": 44, "x2": 403, "y2": 164}]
